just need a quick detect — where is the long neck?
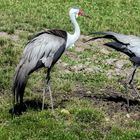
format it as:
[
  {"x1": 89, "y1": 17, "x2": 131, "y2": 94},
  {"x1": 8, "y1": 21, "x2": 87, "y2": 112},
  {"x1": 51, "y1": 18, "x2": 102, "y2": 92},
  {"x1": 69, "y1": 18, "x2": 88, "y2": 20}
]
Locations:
[
  {"x1": 71, "y1": 14, "x2": 80, "y2": 40},
  {"x1": 67, "y1": 14, "x2": 80, "y2": 47}
]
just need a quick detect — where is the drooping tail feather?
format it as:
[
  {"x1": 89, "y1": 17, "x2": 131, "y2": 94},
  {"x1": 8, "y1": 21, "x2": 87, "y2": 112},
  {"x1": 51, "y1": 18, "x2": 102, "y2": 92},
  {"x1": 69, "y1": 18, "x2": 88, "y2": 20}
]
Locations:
[
  {"x1": 12, "y1": 59, "x2": 44, "y2": 106},
  {"x1": 13, "y1": 64, "x2": 29, "y2": 105}
]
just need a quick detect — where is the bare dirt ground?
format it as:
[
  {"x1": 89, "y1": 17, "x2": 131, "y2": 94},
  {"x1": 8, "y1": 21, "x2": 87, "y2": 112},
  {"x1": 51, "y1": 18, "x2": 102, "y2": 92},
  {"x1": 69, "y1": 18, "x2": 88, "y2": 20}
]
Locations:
[{"x1": 72, "y1": 89, "x2": 140, "y2": 117}]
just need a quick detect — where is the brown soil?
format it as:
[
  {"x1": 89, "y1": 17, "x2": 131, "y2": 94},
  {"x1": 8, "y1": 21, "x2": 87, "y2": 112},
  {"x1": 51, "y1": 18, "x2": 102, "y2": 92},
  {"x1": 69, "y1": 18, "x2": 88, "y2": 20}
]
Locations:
[{"x1": 70, "y1": 88, "x2": 140, "y2": 121}]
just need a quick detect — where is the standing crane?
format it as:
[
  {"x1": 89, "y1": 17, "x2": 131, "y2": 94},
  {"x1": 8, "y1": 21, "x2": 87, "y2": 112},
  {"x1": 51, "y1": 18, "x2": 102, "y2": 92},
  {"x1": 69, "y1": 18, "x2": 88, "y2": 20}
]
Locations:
[
  {"x1": 13, "y1": 7, "x2": 89, "y2": 114},
  {"x1": 86, "y1": 31, "x2": 140, "y2": 106}
]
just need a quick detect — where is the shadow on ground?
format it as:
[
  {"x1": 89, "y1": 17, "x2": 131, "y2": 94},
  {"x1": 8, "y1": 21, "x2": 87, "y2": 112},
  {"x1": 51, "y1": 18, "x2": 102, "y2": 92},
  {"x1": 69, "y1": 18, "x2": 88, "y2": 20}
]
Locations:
[
  {"x1": 9, "y1": 98, "x2": 69, "y2": 115},
  {"x1": 73, "y1": 88, "x2": 140, "y2": 116},
  {"x1": 9, "y1": 88, "x2": 140, "y2": 116}
]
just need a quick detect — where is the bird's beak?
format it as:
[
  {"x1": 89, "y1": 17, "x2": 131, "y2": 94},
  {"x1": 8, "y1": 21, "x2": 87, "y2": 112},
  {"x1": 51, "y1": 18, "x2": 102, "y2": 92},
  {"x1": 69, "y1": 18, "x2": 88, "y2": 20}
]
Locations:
[{"x1": 78, "y1": 10, "x2": 91, "y2": 18}]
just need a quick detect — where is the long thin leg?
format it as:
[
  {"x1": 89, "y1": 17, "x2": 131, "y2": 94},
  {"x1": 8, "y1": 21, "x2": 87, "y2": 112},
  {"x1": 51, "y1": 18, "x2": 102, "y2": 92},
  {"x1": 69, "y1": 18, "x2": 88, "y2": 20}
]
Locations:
[
  {"x1": 128, "y1": 65, "x2": 138, "y2": 94},
  {"x1": 42, "y1": 87, "x2": 46, "y2": 110},
  {"x1": 42, "y1": 80, "x2": 54, "y2": 111},
  {"x1": 42, "y1": 69, "x2": 51, "y2": 110},
  {"x1": 124, "y1": 83, "x2": 129, "y2": 106},
  {"x1": 47, "y1": 80, "x2": 54, "y2": 113},
  {"x1": 129, "y1": 65, "x2": 140, "y2": 97},
  {"x1": 42, "y1": 68, "x2": 54, "y2": 112},
  {"x1": 130, "y1": 84, "x2": 140, "y2": 97},
  {"x1": 125, "y1": 65, "x2": 138, "y2": 106},
  {"x1": 128, "y1": 65, "x2": 137, "y2": 85}
]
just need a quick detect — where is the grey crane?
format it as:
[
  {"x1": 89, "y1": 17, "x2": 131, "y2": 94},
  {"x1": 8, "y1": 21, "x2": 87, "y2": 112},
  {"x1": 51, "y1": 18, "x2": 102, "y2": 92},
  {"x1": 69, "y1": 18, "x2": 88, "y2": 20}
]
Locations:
[
  {"x1": 86, "y1": 31, "x2": 140, "y2": 106},
  {"x1": 12, "y1": 7, "x2": 88, "y2": 114}
]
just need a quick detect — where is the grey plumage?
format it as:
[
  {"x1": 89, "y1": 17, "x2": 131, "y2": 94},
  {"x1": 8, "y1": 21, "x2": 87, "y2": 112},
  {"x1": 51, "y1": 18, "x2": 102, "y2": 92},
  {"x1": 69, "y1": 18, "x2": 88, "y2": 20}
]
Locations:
[
  {"x1": 86, "y1": 31, "x2": 140, "y2": 60},
  {"x1": 13, "y1": 29, "x2": 67, "y2": 109},
  {"x1": 90, "y1": 31, "x2": 140, "y2": 45}
]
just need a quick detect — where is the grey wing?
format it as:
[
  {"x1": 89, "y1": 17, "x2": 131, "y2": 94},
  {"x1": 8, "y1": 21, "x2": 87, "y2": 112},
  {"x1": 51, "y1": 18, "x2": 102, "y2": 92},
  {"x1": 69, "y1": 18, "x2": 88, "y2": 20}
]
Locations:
[
  {"x1": 17, "y1": 33, "x2": 66, "y2": 74},
  {"x1": 92, "y1": 32, "x2": 140, "y2": 46},
  {"x1": 91, "y1": 32, "x2": 140, "y2": 57}
]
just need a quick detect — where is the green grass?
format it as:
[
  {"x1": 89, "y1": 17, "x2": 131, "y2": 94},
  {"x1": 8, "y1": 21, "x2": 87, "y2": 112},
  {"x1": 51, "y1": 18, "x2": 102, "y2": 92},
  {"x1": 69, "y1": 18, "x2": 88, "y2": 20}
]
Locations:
[
  {"x1": 105, "y1": 127, "x2": 140, "y2": 140},
  {"x1": 0, "y1": 0, "x2": 140, "y2": 140},
  {"x1": 0, "y1": 109, "x2": 104, "y2": 140},
  {"x1": 0, "y1": 0, "x2": 140, "y2": 34}
]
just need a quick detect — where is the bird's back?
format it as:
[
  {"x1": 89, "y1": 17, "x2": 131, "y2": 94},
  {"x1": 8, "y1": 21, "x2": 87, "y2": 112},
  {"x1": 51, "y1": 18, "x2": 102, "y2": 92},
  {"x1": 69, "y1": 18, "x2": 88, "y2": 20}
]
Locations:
[{"x1": 17, "y1": 29, "x2": 67, "y2": 74}]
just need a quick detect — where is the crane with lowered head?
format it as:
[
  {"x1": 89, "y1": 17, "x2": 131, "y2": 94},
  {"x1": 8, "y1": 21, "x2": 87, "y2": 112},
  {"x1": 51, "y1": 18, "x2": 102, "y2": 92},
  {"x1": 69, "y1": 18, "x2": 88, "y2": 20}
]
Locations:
[{"x1": 86, "y1": 31, "x2": 140, "y2": 106}]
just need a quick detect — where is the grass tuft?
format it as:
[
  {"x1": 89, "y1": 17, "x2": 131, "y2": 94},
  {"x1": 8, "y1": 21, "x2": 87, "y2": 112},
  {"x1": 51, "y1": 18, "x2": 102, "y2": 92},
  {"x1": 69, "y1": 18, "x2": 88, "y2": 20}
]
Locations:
[{"x1": 75, "y1": 108, "x2": 103, "y2": 124}]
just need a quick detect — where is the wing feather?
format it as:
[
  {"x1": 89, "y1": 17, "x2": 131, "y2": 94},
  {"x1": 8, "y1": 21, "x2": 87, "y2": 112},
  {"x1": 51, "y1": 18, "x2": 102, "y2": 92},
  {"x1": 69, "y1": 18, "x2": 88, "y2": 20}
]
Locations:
[
  {"x1": 91, "y1": 32, "x2": 140, "y2": 46},
  {"x1": 17, "y1": 30, "x2": 67, "y2": 74}
]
